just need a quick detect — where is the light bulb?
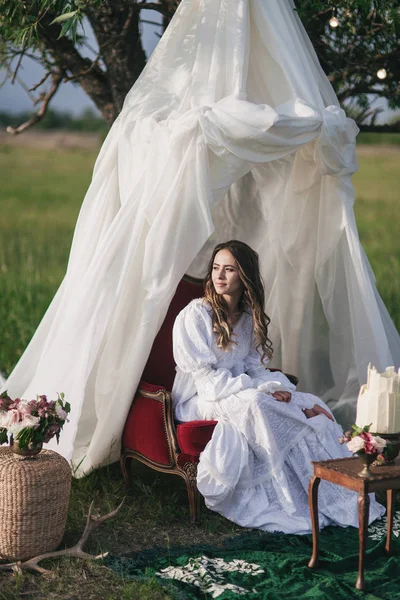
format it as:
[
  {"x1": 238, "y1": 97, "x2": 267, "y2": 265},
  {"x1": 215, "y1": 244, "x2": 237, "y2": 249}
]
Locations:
[
  {"x1": 329, "y1": 17, "x2": 339, "y2": 28},
  {"x1": 377, "y1": 68, "x2": 387, "y2": 80}
]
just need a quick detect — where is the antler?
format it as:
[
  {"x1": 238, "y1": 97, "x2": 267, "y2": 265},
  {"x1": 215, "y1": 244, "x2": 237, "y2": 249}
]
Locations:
[{"x1": 0, "y1": 499, "x2": 124, "y2": 575}]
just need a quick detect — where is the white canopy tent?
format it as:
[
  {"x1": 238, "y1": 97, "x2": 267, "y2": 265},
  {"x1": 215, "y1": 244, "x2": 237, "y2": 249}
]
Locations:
[{"x1": 3, "y1": 0, "x2": 399, "y2": 477}]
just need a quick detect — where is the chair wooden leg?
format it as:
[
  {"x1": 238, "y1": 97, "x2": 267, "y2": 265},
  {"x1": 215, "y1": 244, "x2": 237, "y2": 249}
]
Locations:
[
  {"x1": 120, "y1": 451, "x2": 132, "y2": 489},
  {"x1": 182, "y1": 462, "x2": 200, "y2": 523}
]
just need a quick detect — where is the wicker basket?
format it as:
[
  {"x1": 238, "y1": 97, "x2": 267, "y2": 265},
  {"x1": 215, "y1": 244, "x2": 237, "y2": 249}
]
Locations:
[{"x1": 0, "y1": 448, "x2": 72, "y2": 560}]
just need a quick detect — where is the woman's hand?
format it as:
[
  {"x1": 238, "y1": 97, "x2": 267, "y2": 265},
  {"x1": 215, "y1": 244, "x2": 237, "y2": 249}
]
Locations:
[
  {"x1": 303, "y1": 404, "x2": 334, "y2": 421},
  {"x1": 272, "y1": 391, "x2": 292, "y2": 403}
]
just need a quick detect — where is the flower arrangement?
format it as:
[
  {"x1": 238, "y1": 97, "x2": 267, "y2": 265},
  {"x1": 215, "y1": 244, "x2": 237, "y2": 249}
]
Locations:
[
  {"x1": 339, "y1": 424, "x2": 387, "y2": 462},
  {"x1": 0, "y1": 391, "x2": 70, "y2": 450}
]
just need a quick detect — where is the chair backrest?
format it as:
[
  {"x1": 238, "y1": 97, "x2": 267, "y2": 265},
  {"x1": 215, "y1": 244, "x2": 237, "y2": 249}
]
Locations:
[{"x1": 141, "y1": 277, "x2": 203, "y2": 391}]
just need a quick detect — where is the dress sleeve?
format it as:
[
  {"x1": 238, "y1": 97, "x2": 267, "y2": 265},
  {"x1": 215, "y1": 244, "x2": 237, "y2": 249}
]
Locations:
[
  {"x1": 244, "y1": 333, "x2": 296, "y2": 394},
  {"x1": 172, "y1": 301, "x2": 254, "y2": 402}
]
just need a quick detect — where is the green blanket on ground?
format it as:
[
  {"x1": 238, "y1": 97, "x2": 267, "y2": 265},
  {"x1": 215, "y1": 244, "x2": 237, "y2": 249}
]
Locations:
[{"x1": 106, "y1": 511, "x2": 400, "y2": 599}]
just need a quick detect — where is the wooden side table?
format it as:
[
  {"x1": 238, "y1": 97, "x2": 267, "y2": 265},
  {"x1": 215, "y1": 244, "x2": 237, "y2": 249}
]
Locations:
[{"x1": 308, "y1": 456, "x2": 400, "y2": 591}]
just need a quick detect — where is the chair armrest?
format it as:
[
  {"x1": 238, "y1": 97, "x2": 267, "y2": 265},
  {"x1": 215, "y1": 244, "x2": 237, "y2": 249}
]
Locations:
[
  {"x1": 123, "y1": 380, "x2": 179, "y2": 466},
  {"x1": 138, "y1": 380, "x2": 167, "y2": 394}
]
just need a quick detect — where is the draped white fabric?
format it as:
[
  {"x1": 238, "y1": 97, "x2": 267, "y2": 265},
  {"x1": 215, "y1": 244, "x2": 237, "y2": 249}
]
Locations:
[{"x1": 2, "y1": 0, "x2": 399, "y2": 476}]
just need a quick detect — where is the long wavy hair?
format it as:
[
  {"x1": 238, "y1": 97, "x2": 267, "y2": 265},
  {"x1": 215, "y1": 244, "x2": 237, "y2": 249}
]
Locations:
[{"x1": 204, "y1": 240, "x2": 273, "y2": 363}]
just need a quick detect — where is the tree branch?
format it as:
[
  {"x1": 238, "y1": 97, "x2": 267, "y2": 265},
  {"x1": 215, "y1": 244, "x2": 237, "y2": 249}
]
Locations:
[
  {"x1": 338, "y1": 86, "x2": 394, "y2": 103},
  {"x1": 10, "y1": 42, "x2": 27, "y2": 84},
  {"x1": 140, "y1": 19, "x2": 163, "y2": 27},
  {"x1": 29, "y1": 70, "x2": 52, "y2": 92},
  {"x1": 6, "y1": 71, "x2": 63, "y2": 135},
  {"x1": 62, "y1": 53, "x2": 102, "y2": 83},
  {"x1": 0, "y1": 500, "x2": 124, "y2": 574},
  {"x1": 134, "y1": 2, "x2": 173, "y2": 18}
]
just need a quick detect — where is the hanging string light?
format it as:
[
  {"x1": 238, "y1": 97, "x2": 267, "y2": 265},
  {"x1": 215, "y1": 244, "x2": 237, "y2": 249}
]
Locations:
[
  {"x1": 329, "y1": 16, "x2": 339, "y2": 28},
  {"x1": 377, "y1": 68, "x2": 387, "y2": 80}
]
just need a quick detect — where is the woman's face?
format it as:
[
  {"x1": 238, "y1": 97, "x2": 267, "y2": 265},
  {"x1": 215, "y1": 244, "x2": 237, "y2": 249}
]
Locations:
[{"x1": 212, "y1": 249, "x2": 243, "y2": 298}]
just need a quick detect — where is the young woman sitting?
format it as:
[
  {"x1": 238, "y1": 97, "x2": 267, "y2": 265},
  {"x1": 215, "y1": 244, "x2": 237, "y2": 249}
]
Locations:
[{"x1": 171, "y1": 240, "x2": 384, "y2": 534}]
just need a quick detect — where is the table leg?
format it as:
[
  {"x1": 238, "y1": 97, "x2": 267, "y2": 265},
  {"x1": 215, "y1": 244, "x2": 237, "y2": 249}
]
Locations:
[
  {"x1": 356, "y1": 490, "x2": 370, "y2": 591},
  {"x1": 385, "y1": 489, "x2": 396, "y2": 555},
  {"x1": 308, "y1": 475, "x2": 320, "y2": 569}
]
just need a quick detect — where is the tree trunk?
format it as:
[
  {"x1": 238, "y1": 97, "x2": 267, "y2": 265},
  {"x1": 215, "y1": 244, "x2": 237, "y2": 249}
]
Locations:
[
  {"x1": 38, "y1": 13, "x2": 116, "y2": 125},
  {"x1": 36, "y1": 2, "x2": 148, "y2": 125},
  {"x1": 86, "y1": 2, "x2": 147, "y2": 117}
]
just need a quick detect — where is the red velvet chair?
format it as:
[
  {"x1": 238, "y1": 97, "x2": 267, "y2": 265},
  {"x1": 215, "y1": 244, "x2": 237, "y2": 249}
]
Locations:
[
  {"x1": 120, "y1": 277, "x2": 216, "y2": 522},
  {"x1": 120, "y1": 277, "x2": 298, "y2": 522}
]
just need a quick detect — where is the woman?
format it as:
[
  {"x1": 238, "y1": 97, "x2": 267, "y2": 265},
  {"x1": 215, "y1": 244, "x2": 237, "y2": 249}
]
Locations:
[{"x1": 172, "y1": 240, "x2": 384, "y2": 534}]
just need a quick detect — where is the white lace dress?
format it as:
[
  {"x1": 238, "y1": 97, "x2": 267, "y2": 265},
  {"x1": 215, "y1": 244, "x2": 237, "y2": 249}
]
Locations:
[{"x1": 172, "y1": 299, "x2": 385, "y2": 534}]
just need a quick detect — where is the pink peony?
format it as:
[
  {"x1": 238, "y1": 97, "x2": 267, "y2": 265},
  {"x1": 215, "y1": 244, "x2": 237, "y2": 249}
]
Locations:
[
  {"x1": 0, "y1": 408, "x2": 24, "y2": 427},
  {"x1": 6, "y1": 413, "x2": 40, "y2": 436},
  {"x1": 18, "y1": 400, "x2": 34, "y2": 415}
]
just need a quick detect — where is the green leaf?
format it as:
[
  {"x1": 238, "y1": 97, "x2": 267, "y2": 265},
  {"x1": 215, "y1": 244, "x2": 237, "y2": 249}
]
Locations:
[
  {"x1": 351, "y1": 424, "x2": 362, "y2": 434},
  {"x1": 49, "y1": 11, "x2": 78, "y2": 25}
]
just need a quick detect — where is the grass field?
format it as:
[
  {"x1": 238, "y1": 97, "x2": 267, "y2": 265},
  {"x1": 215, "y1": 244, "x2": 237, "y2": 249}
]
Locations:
[
  {"x1": 352, "y1": 150, "x2": 400, "y2": 328},
  {"x1": 0, "y1": 139, "x2": 399, "y2": 599}
]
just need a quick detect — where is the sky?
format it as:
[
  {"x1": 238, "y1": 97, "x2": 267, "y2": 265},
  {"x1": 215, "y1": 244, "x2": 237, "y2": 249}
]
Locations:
[{"x1": 0, "y1": 12, "x2": 397, "y2": 123}]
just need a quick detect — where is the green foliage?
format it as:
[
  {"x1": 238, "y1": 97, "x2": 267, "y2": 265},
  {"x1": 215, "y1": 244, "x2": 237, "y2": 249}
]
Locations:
[
  {"x1": 0, "y1": 1, "x2": 87, "y2": 45},
  {"x1": 351, "y1": 423, "x2": 369, "y2": 434},
  {"x1": 294, "y1": 0, "x2": 400, "y2": 110}
]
